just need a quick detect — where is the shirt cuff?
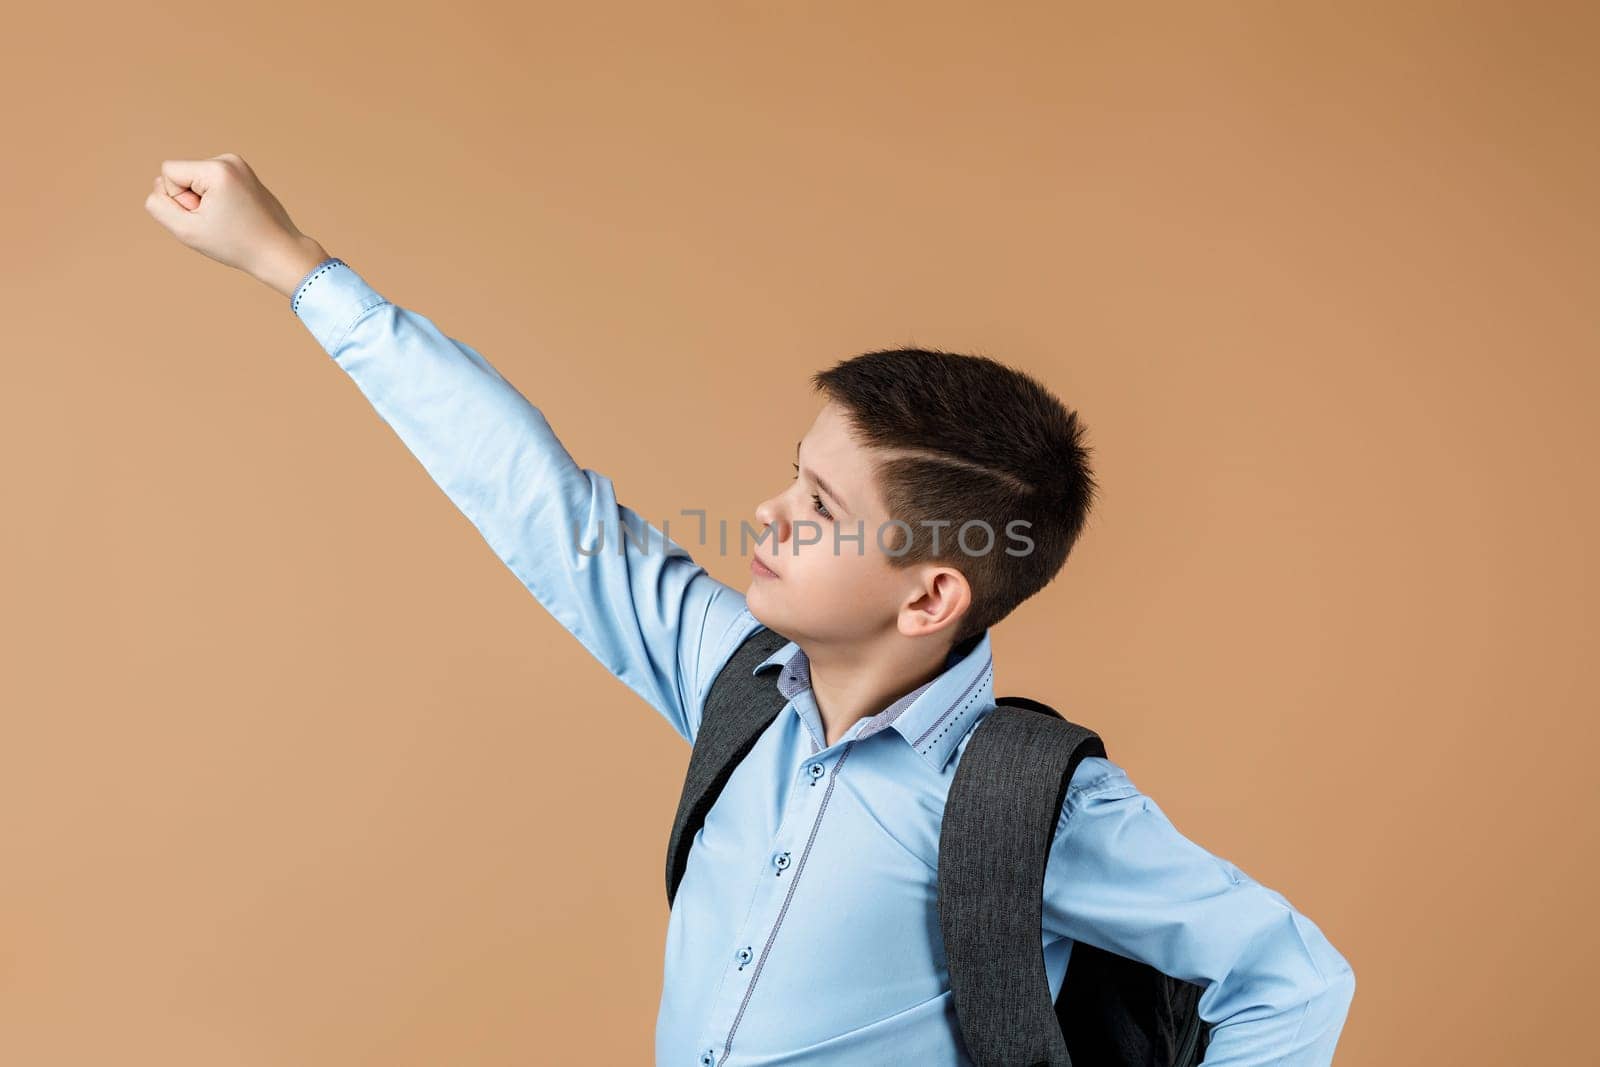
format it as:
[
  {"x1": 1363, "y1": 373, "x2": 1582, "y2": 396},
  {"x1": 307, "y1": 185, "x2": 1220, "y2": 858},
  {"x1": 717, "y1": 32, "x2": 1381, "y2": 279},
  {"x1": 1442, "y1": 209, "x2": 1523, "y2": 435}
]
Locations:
[{"x1": 288, "y1": 257, "x2": 388, "y2": 354}]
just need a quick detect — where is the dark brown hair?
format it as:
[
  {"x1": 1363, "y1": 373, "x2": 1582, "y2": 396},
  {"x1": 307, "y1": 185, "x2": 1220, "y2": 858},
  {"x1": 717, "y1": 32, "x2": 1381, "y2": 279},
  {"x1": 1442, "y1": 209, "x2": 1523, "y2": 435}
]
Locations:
[{"x1": 811, "y1": 347, "x2": 1098, "y2": 648}]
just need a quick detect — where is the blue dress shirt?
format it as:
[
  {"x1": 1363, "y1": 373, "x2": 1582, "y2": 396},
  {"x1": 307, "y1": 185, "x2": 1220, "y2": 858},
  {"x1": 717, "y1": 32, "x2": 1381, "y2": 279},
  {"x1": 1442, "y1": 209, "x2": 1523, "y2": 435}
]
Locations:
[{"x1": 289, "y1": 257, "x2": 1356, "y2": 1066}]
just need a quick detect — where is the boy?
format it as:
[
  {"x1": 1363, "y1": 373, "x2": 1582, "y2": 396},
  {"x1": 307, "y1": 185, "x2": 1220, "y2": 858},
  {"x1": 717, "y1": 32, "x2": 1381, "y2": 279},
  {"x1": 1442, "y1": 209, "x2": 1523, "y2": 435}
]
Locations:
[{"x1": 145, "y1": 154, "x2": 1356, "y2": 1066}]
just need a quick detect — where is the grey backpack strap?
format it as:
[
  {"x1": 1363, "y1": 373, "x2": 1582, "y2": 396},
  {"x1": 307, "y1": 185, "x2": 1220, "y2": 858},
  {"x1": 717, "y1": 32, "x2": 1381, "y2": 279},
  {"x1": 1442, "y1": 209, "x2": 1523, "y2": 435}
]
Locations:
[
  {"x1": 665, "y1": 623, "x2": 792, "y2": 907},
  {"x1": 938, "y1": 697, "x2": 1107, "y2": 1067}
]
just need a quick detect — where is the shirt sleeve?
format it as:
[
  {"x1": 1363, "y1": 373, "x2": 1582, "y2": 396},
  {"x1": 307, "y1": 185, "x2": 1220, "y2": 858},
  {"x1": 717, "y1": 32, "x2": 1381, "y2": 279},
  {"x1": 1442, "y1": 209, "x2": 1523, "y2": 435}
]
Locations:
[
  {"x1": 288, "y1": 256, "x2": 752, "y2": 746},
  {"x1": 1042, "y1": 756, "x2": 1357, "y2": 1067}
]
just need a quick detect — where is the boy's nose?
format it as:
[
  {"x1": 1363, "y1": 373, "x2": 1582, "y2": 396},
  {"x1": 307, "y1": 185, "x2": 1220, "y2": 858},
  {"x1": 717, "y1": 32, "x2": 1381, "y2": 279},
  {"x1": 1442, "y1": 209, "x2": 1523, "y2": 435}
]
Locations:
[{"x1": 753, "y1": 499, "x2": 788, "y2": 543}]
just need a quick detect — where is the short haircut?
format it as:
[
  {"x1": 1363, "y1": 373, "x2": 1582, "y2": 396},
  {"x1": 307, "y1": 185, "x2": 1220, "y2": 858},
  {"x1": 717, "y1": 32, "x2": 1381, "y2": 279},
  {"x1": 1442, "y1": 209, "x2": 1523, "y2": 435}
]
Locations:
[{"x1": 811, "y1": 347, "x2": 1098, "y2": 648}]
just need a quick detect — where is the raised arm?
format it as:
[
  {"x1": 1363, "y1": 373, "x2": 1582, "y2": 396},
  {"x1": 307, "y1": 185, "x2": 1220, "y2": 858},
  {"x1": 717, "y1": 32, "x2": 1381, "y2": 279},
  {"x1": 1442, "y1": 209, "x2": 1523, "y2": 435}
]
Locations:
[
  {"x1": 1043, "y1": 757, "x2": 1357, "y2": 1067},
  {"x1": 144, "y1": 154, "x2": 750, "y2": 744}
]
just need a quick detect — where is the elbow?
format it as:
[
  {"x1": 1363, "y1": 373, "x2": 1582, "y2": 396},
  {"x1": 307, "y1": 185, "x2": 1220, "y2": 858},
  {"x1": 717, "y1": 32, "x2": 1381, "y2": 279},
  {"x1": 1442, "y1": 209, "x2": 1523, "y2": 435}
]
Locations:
[
  {"x1": 1307, "y1": 963, "x2": 1357, "y2": 1043},
  {"x1": 1320, "y1": 939, "x2": 1356, "y2": 1012},
  {"x1": 1298, "y1": 917, "x2": 1356, "y2": 1028},
  {"x1": 1325, "y1": 964, "x2": 1355, "y2": 1010}
]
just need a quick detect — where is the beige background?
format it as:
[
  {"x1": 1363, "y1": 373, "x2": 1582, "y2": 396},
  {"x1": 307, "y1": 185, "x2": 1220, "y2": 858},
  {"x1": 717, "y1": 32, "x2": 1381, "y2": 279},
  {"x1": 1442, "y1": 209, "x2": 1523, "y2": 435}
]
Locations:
[{"x1": 3, "y1": 2, "x2": 1595, "y2": 1063}]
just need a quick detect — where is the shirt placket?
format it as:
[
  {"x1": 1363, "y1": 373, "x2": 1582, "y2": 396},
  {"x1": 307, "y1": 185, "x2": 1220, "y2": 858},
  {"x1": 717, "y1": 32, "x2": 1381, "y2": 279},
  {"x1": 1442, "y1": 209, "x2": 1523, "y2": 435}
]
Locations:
[{"x1": 693, "y1": 738, "x2": 858, "y2": 1067}]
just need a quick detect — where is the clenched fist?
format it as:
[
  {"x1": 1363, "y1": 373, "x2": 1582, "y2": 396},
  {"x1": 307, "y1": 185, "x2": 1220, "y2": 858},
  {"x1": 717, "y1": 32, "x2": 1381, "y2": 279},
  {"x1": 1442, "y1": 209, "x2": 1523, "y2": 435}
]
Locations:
[{"x1": 144, "y1": 153, "x2": 331, "y2": 298}]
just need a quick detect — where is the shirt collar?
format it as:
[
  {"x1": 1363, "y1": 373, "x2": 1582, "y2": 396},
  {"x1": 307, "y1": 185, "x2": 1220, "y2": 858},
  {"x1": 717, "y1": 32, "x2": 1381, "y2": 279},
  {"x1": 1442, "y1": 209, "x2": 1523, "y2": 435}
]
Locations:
[{"x1": 750, "y1": 630, "x2": 996, "y2": 772}]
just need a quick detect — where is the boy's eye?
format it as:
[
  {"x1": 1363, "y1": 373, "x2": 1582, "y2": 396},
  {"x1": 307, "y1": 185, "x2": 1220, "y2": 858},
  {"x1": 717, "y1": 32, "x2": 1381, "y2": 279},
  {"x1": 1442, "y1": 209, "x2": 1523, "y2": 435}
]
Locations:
[{"x1": 791, "y1": 463, "x2": 833, "y2": 519}]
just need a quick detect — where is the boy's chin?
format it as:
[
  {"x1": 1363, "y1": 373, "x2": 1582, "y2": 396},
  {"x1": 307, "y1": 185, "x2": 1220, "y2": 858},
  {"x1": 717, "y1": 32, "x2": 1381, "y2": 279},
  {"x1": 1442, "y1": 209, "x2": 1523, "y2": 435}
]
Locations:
[
  {"x1": 745, "y1": 585, "x2": 781, "y2": 629},
  {"x1": 746, "y1": 587, "x2": 804, "y2": 640}
]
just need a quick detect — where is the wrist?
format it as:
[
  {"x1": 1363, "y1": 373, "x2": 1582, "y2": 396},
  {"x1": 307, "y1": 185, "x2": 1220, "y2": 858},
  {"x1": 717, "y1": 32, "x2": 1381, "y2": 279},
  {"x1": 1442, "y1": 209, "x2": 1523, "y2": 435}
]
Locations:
[{"x1": 258, "y1": 234, "x2": 332, "y2": 299}]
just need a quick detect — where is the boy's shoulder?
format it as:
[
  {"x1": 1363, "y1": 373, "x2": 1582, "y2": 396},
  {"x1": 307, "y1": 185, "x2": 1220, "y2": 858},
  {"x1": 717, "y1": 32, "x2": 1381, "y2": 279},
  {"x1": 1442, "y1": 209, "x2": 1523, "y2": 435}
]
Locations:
[
  {"x1": 1041, "y1": 755, "x2": 1139, "y2": 840},
  {"x1": 1065, "y1": 754, "x2": 1134, "y2": 800}
]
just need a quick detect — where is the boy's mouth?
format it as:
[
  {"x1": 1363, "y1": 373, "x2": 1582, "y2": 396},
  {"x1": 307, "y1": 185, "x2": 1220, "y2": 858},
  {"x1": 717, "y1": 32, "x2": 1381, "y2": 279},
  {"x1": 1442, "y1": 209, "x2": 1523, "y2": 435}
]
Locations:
[{"x1": 750, "y1": 555, "x2": 781, "y2": 579}]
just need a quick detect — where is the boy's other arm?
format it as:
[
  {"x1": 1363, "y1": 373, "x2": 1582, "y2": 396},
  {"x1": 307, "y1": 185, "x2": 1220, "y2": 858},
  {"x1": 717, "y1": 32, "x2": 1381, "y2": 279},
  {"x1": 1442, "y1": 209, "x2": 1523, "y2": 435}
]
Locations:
[
  {"x1": 143, "y1": 155, "x2": 751, "y2": 744},
  {"x1": 1042, "y1": 758, "x2": 1357, "y2": 1067}
]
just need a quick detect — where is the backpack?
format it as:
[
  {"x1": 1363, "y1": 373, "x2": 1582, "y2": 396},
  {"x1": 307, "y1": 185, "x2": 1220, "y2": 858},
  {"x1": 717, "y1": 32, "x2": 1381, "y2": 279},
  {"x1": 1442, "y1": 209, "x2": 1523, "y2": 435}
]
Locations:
[{"x1": 665, "y1": 624, "x2": 1212, "y2": 1067}]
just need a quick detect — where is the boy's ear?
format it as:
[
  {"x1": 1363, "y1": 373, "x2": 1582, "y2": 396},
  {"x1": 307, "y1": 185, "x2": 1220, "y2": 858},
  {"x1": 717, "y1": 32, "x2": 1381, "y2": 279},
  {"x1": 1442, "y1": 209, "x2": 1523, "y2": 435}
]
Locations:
[{"x1": 899, "y1": 567, "x2": 972, "y2": 639}]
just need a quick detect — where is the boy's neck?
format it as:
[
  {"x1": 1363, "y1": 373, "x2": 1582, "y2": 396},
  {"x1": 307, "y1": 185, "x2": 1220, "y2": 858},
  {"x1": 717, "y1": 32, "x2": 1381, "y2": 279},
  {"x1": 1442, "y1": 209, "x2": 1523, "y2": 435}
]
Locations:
[{"x1": 803, "y1": 632, "x2": 955, "y2": 747}]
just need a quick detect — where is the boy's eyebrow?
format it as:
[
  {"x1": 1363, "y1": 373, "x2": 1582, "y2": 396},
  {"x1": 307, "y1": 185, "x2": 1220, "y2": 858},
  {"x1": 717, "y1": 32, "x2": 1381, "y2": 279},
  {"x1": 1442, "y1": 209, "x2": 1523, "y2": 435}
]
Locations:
[{"x1": 796, "y1": 437, "x2": 850, "y2": 515}]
